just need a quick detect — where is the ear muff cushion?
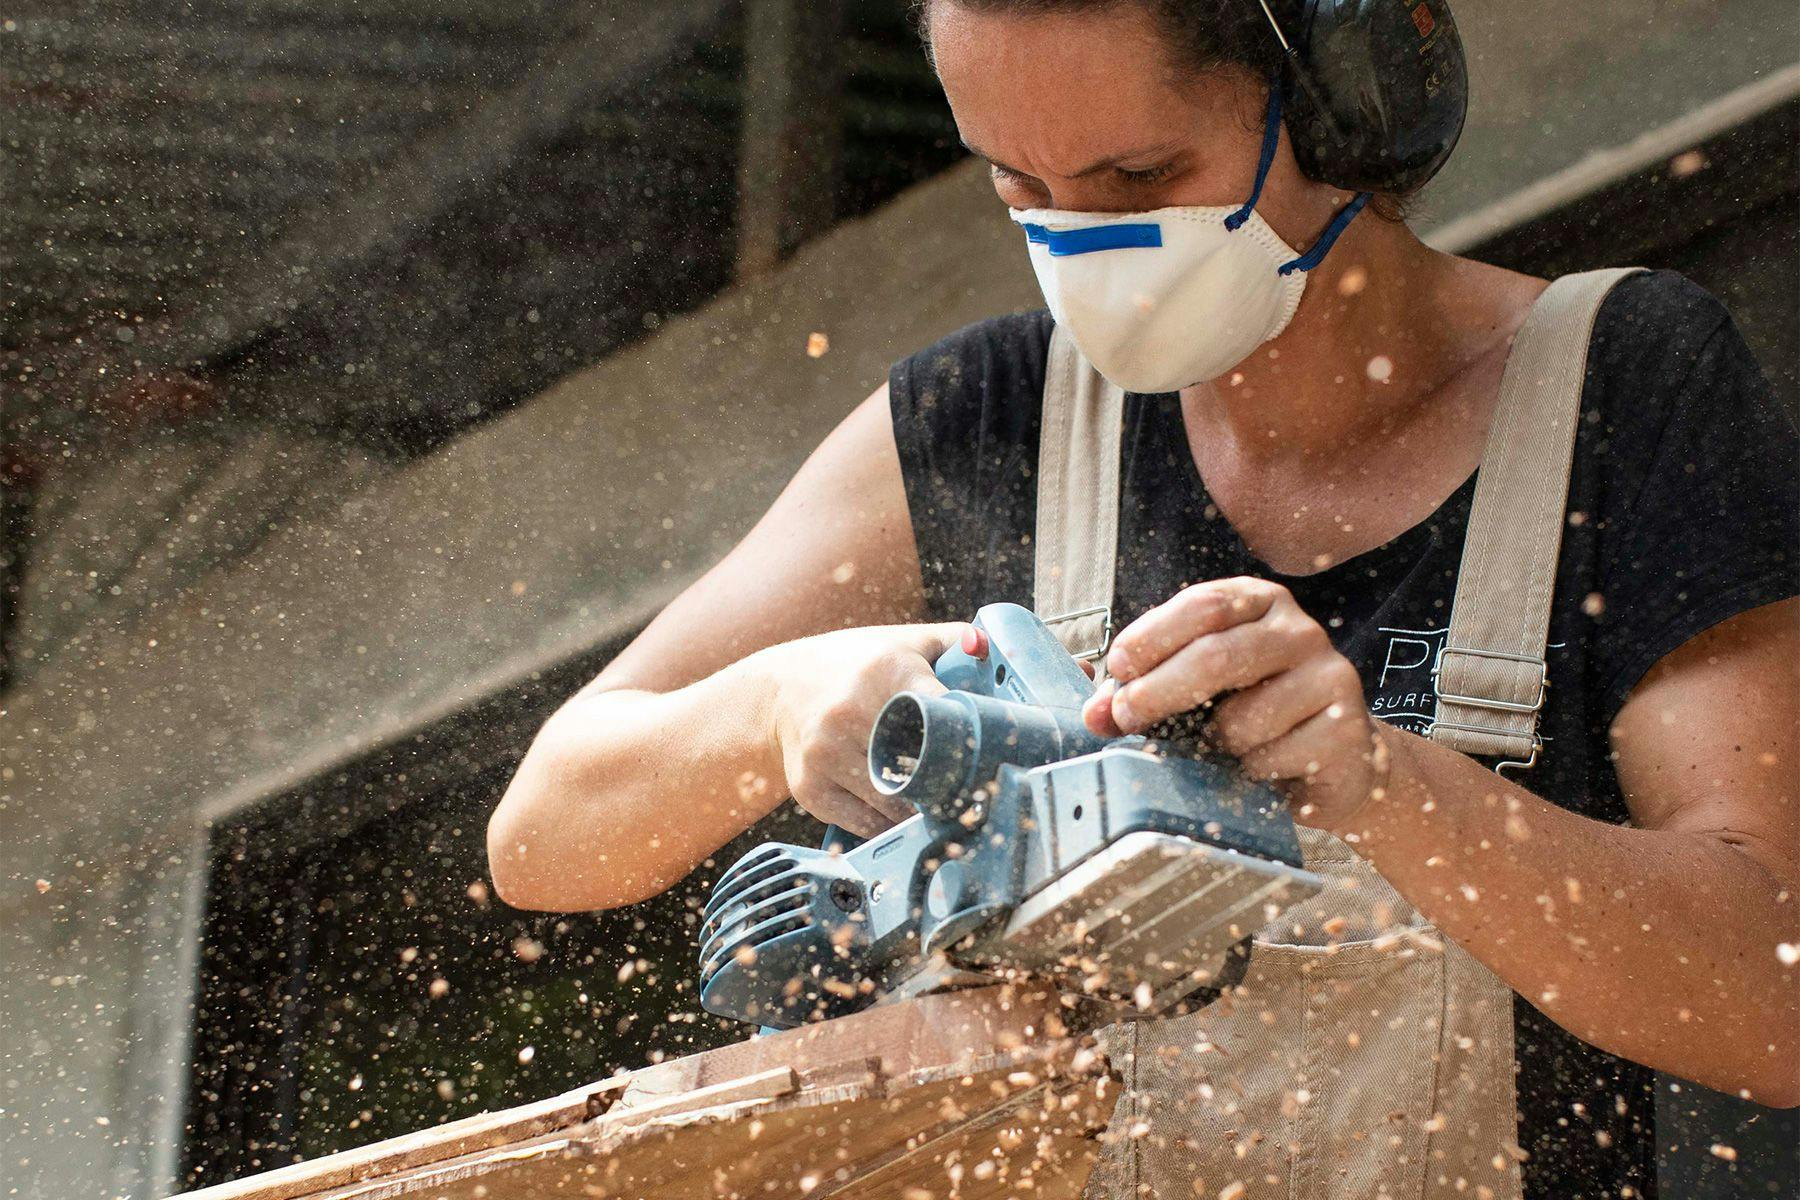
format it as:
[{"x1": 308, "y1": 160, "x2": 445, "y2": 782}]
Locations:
[{"x1": 1279, "y1": 0, "x2": 1468, "y2": 194}]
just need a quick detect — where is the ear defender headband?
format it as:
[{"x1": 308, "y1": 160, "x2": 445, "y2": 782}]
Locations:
[{"x1": 1252, "y1": 0, "x2": 1469, "y2": 194}]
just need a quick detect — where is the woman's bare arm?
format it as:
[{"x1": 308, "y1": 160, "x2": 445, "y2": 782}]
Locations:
[
  {"x1": 1088, "y1": 576, "x2": 1797, "y2": 1101},
  {"x1": 1346, "y1": 600, "x2": 1800, "y2": 1104},
  {"x1": 487, "y1": 385, "x2": 943, "y2": 910}
]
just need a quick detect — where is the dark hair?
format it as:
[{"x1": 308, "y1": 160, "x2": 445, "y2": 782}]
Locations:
[{"x1": 910, "y1": 0, "x2": 1413, "y2": 222}]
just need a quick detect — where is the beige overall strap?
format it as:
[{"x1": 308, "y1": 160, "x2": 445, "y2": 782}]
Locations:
[
  {"x1": 1430, "y1": 267, "x2": 1645, "y2": 768},
  {"x1": 1034, "y1": 322, "x2": 1126, "y2": 665}
]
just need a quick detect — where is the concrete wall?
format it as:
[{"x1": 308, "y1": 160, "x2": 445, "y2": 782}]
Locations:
[{"x1": 2, "y1": 6, "x2": 1795, "y2": 1195}]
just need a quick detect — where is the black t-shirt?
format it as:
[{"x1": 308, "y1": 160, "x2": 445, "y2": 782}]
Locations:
[{"x1": 887, "y1": 269, "x2": 1798, "y2": 1200}]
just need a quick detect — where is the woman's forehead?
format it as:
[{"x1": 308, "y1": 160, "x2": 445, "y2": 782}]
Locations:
[{"x1": 927, "y1": 2, "x2": 1258, "y2": 173}]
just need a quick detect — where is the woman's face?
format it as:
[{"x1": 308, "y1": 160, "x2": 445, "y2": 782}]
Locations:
[{"x1": 927, "y1": 1, "x2": 1338, "y2": 245}]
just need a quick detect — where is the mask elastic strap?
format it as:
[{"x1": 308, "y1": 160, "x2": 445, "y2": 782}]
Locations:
[
  {"x1": 1223, "y1": 85, "x2": 1283, "y2": 233},
  {"x1": 1277, "y1": 190, "x2": 1371, "y2": 274}
]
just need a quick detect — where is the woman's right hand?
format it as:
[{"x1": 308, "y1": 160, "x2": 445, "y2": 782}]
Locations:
[{"x1": 755, "y1": 622, "x2": 971, "y2": 837}]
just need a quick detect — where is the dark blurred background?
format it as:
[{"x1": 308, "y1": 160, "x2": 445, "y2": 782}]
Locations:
[{"x1": 0, "y1": 2, "x2": 1794, "y2": 1197}]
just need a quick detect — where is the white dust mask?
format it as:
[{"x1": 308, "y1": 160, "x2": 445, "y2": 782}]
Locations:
[{"x1": 1010, "y1": 88, "x2": 1370, "y2": 394}]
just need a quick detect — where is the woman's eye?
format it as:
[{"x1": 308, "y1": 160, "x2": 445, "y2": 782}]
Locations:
[
  {"x1": 988, "y1": 163, "x2": 1049, "y2": 203},
  {"x1": 1117, "y1": 163, "x2": 1176, "y2": 185}
]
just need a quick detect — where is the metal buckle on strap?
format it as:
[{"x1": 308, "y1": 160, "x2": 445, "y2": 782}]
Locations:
[
  {"x1": 1431, "y1": 718, "x2": 1543, "y2": 774},
  {"x1": 1431, "y1": 644, "x2": 1549, "y2": 714},
  {"x1": 1431, "y1": 645, "x2": 1548, "y2": 775},
  {"x1": 1495, "y1": 743, "x2": 1541, "y2": 777},
  {"x1": 1041, "y1": 604, "x2": 1113, "y2": 662}
]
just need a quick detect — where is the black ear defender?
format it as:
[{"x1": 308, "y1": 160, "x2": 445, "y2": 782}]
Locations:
[{"x1": 1252, "y1": 0, "x2": 1469, "y2": 194}]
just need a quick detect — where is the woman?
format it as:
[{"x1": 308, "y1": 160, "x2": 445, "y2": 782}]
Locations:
[{"x1": 489, "y1": 1, "x2": 1799, "y2": 1196}]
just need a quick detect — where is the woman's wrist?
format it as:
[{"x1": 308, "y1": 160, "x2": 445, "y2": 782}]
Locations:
[
  {"x1": 1319, "y1": 720, "x2": 1405, "y2": 842},
  {"x1": 734, "y1": 641, "x2": 801, "y2": 782}
]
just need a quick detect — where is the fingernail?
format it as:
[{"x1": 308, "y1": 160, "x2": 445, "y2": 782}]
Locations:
[
  {"x1": 961, "y1": 626, "x2": 989, "y2": 658},
  {"x1": 1083, "y1": 686, "x2": 1113, "y2": 733},
  {"x1": 1111, "y1": 687, "x2": 1136, "y2": 730},
  {"x1": 1106, "y1": 646, "x2": 1132, "y2": 679}
]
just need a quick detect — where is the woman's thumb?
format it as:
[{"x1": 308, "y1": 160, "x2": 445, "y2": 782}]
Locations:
[{"x1": 893, "y1": 621, "x2": 971, "y2": 682}]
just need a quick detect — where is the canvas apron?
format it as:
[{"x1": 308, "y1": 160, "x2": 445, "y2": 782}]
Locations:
[{"x1": 1028, "y1": 270, "x2": 1643, "y2": 1199}]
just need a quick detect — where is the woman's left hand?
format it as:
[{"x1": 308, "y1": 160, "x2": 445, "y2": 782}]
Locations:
[{"x1": 1083, "y1": 576, "x2": 1390, "y2": 831}]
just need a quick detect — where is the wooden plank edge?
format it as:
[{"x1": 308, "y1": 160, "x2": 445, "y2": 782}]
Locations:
[
  {"x1": 199, "y1": 1042, "x2": 1116, "y2": 1200},
  {"x1": 597, "y1": 1066, "x2": 799, "y2": 1129},
  {"x1": 174, "y1": 1077, "x2": 628, "y2": 1200},
  {"x1": 295, "y1": 1138, "x2": 578, "y2": 1200},
  {"x1": 815, "y1": 1074, "x2": 1114, "y2": 1199},
  {"x1": 174, "y1": 988, "x2": 1111, "y2": 1200}
]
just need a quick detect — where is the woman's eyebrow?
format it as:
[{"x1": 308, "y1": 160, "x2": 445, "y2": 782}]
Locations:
[{"x1": 959, "y1": 136, "x2": 1182, "y2": 179}]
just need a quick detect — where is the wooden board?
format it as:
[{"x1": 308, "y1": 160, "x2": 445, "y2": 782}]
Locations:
[{"x1": 177, "y1": 984, "x2": 1117, "y2": 1200}]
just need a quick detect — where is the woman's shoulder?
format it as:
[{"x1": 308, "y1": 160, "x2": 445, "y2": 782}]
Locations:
[
  {"x1": 888, "y1": 308, "x2": 1055, "y2": 436},
  {"x1": 1579, "y1": 268, "x2": 1784, "y2": 446},
  {"x1": 886, "y1": 310, "x2": 1055, "y2": 617},
  {"x1": 1594, "y1": 266, "x2": 1729, "y2": 322},
  {"x1": 1585, "y1": 268, "x2": 1744, "y2": 391},
  {"x1": 1573, "y1": 265, "x2": 1794, "y2": 579},
  {"x1": 1568, "y1": 268, "x2": 1796, "y2": 719},
  {"x1": 896, "y1": 307, "x2": 1056, "y2": 376}
]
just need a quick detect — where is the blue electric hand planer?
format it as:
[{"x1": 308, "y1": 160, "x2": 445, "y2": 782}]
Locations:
[{"x1": 697, "y1": 603, "x2": 1324, "y2": 1030}]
